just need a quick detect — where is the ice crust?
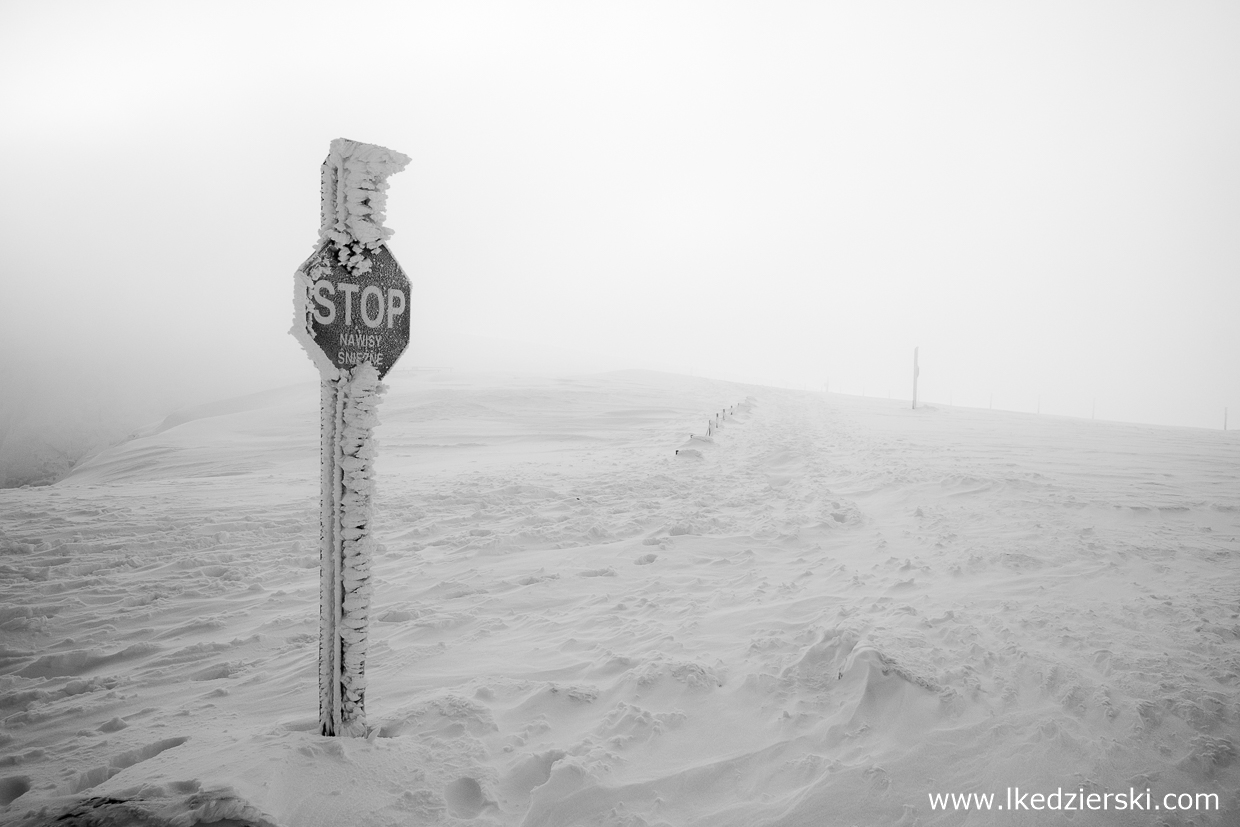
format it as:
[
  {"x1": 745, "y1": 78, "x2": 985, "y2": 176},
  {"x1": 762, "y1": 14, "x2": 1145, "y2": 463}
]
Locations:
[
  {"x1": 337, "y1": 364, "x2": 385, "y2": 734},
  {"x1": 318, "y1": 138, "x2": 411, "y2": 275},
  {"x1": 319, "y1": 364, "x2": 386, "y2": 737}
]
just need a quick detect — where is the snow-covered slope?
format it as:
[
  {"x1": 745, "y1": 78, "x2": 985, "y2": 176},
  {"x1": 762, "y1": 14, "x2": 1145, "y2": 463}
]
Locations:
[{"x1": 1, "y1": 370, "x2": 1237, "y2": 826}]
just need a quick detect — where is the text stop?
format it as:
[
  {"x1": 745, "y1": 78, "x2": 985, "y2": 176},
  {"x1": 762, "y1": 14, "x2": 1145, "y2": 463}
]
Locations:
[{"x1": 312, "y1": 280, "x2": 406, "y2": 329}]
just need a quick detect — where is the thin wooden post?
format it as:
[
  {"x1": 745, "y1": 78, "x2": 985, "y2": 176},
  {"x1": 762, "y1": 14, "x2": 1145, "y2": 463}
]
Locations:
[{"x1": 912, "y1": 347, "x2": 919, "y2": 410}]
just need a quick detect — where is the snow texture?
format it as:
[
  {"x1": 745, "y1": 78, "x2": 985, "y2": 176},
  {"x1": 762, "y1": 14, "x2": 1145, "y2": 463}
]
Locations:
[{"x1": 3, "y1": 370, "x2": 1239, "y2": 825}]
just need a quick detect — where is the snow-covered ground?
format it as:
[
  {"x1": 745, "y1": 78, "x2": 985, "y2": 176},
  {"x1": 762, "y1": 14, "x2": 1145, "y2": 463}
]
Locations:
[{"x1": 1, "y1": 370, "x2": 1237, "y2": 826}]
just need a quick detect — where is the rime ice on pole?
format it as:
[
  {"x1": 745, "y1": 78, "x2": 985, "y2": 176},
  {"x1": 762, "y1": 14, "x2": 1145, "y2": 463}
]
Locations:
[
  {"x1": 332, "y1": 363, "x2": 385, "y2": 737},
  {"x1": 318, "y1": 138, "x2": 411, "y2": 275}
]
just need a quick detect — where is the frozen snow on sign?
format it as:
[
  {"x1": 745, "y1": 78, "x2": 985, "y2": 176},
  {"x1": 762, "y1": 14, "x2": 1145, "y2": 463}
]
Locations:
[{"x1": 292, "y1": 137, "x2": 411, "y2": 380}]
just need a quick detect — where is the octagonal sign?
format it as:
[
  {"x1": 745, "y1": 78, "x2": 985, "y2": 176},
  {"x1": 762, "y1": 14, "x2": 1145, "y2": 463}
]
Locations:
[{"x1": 295, "y1": 241, "x2": 410, "y2": 379}]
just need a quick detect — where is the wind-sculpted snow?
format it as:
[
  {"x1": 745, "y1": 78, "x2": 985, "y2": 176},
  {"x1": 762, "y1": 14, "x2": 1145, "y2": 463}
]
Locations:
[
  {"x1": 318, "y1": 138, "x2": 410, "y2": 274},
  {"x1": 1, "y1": 370, "x2": 1238, "y2": 825}
]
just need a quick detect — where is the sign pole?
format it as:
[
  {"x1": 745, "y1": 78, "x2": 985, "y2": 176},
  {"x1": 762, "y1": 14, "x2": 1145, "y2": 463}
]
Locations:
[
  {"x1": 318, "y1": 378, "x2": 338, "y2": 732},
  {"x1": 293, "y1": 138, "x2": 412, "y2": 736}
]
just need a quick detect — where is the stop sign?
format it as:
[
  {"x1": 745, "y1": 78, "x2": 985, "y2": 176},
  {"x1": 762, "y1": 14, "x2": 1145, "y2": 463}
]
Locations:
[{"x1": 295, "y1": 240, "x2": 410, "y2": 379}]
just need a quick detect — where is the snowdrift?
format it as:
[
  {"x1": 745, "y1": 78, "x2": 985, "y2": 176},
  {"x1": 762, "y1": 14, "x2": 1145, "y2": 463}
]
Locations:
[{"x1": 1, "y1": 370, "x2": 1237, "y2": 826}]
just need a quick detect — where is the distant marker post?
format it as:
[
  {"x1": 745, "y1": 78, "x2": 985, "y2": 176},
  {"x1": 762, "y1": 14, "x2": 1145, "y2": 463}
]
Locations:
[
  {"x1": 291, "y1": 138, "x2": 412, "y2": 737},
  {"x1": 912, "y1": 347, "x2": 919, "y2": 410}
]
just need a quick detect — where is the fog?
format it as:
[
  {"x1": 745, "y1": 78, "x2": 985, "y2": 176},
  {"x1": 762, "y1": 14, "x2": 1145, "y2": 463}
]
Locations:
[{"x1": 2, "y1": 0, "x2": 1238, "y2": 485}]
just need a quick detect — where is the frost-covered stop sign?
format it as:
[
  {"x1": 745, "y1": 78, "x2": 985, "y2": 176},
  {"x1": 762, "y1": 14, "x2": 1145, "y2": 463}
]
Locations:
[
  {"x1": 297, "y1": 241, "x2": 409, "y2": 379},
  {"x1": 293, "y1": 138, "x2": 412, "y2": 381},
  {"x1": 291, "y1": 138, "x2": 411, "y2": 738}
]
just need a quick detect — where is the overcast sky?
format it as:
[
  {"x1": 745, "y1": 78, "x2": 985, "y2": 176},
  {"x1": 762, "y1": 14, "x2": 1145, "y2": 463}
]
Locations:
[{"x1": 2, "y1": 0, "x2": 1238, "y2": 430}]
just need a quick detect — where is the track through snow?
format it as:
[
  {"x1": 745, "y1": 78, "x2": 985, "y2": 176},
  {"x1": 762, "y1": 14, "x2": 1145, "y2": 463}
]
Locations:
[{"x1": 1, "y1": 370, "x2": 1238, "y2": 826}]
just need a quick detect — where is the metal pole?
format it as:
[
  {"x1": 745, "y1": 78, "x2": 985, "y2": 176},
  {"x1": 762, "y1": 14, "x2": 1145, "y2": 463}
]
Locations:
[
  {"x1": 318, "y1": 365, "x2": 385, "y2": 736},
  {"x1": 318, "y1": 378, "x2": 338, "y2": 735},
  {"x1": 331, "y1": 375, "x2": 346, "y2": 733}
]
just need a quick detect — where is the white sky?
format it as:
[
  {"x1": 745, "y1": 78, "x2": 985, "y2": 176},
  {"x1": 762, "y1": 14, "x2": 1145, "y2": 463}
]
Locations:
[{"x1": 2, "y1": 0, "x2": 1238, "y2": 429}]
